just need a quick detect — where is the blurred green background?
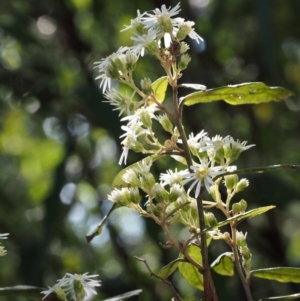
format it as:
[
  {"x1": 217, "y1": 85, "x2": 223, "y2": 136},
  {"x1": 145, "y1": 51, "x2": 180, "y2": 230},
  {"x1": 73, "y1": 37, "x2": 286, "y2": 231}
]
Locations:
[{"x1": 0, "y1": 0, "x2": 300, "y2": 300}]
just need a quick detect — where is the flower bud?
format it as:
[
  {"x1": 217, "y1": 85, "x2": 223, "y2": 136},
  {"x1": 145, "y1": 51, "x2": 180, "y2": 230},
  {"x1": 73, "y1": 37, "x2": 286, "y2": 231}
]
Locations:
[
  {"x1": 141, "y1": 77, "x2": 152, "y2": 96},
  {"x1": 178, "y1": 53, "x2": 191, "y2": 71},
  {"x1": 224, "y1": 174, "x2": 239, "y2": 190},
  {"x1": 205, "y1": 212, "x2": 218, "y2": 227},
  {"x1": 152, "y1": 183, "x2": 169, "y2": 203},
  {"x1": 140, "y1": 110, "x2": 152, "y2": 129},
  {"x1": 140, "y1": 173, "x2": 156, "y2": 193},
  {"x1": 232, "y1": 203, "x2": 241, "y2": 215},
  {"x1": 236, "y1": 231, "x2": 247, "y2": 247},
  {"x1": 241, "y1": 246, "x2": 251, "y2": 260},
  {"x1": 157, "y1": 114, "x2": 173, "y2": 133},
  {"x1": 236, "y1": 179, "x2": 249, "y2": 192},
  {"x1": 122, "y1": 169, "x2": 140, "y2": 187},
  {"x1": 239, "y1": 199, "x2": 248, "y2": 212}
]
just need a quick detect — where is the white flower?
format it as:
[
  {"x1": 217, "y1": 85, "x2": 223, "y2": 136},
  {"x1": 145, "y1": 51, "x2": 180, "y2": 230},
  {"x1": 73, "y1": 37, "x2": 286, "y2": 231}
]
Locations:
[
  {"x1": 94, "y1": 46, "x2": 128, "y2": 93},
  {"x1": 160, "y1": 168, "x2": 189, "y2": 186},
  {"x1": 186, "y1": 130, "x2": 207, "y2": 149},
  {"x1": 121, "y1": 10, "x2": 147, "y2": 34},
  {"x1": 119, "y1": 122, "x2": 146, "y2": 165},
  {"x1": 41, "y1": 284, "x2": 67, "y2": 301},
  {"x1": 130, "y1": 28, "x2": 159, "y2": 56},
  {"x1": 173, "y1": 19, "x2": 203, "y2": 43},
  {"x1": 142, "y1": 3, "x2": 181, "y2": 31},
  {"x1": 58, "y1": 273, "x2": 101, "y2": 301},
  {"x1": 182, "y1": 159, "x2": 224, "y2": 197},
  {"x1": 121, "y1": 106, "x2": 159, "y2": 127},
  {"x1": 104, "y1": 89, "x2": 136, "y2": 116}
]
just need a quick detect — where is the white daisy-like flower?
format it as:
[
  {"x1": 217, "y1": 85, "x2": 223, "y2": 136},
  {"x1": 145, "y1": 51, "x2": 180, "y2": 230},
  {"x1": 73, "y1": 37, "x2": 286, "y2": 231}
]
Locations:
[
  {"x1": 173, "y1": 19, "x2": 204, "y2": 44},
  {"x1": 130, "y1": 27, "x2": 159, "y2": 56},
  {"x1": 182, "y1": 159, "x2": 224, "y2": 197},
  {"x1": 121, "y1": 106, "x2": 159, "y2": 127},
  {"x1": 58, "y1": 273, "x2": 101, "y2": 301},
  {"x1": 160, "y1": 168, "x2": 189, "y2": 187},
  {"x1": 186, "y1": 130, "x2": 207, "y2": 149},
  {"x1": 119, "y1": 122, "x2": 146, "y2": 165},
  {"x1": 41, "y1": 284, "x2": 67, "y2": 301},
  {"x1": 94, "y1": 46, "x2": 128, "y2": 93},
  {"x1": 142, "y1": 3, "x2": 181, "y2": 31},
  {"x1": 104, "y1": 89, "x2": 136, "y2": 116},
  {"x1": 121, "y1": 10, "x2": 147, "y2": 34}
]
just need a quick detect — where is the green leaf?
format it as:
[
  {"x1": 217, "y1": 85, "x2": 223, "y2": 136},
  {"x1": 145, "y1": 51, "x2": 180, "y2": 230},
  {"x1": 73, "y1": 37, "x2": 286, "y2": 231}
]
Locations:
[
  {"x1": 158, "y1": 259, "x2": 184, "y2": 279},
  {"x1": 86, "y1": 203, "x2": 118, "y2": 242},
  {"x1": 151, "y1": 76, "x2": 168, "y2": 103},
  {"x1": 211, "y1": 252, "x2": 235, "y2": 276},
  {"x1": 178, "y1": 244, "x2": 203, "y2": 291},
  {"x1": 182, "y1": 82, "x2": 294, "y2": 106},
  {"x1": 112, "y1": 154, "x2": 162, "y2": 188},
  {"x1": 102, "y1": 289, "x2": 143, "y2": 301},
  {"x1": 251, "y1": 267, "x2": 300, "y2": 283},
  {"x1": 202, "y1": 205, "x2": 275, "y2": 233},
  {"x1": 258, "y1": 293, "x2": 300, "y2": 300}
]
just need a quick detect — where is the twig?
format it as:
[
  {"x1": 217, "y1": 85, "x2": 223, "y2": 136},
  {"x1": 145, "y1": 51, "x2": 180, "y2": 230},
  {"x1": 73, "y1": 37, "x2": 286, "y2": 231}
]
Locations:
[{"x1": 134, "y1": 256, "x2": 184, "y2": 301}]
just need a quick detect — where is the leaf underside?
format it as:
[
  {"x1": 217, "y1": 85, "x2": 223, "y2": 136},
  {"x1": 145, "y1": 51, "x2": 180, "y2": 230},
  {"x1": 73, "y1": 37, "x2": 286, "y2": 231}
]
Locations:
[{"x1": 182, "y1": 82, "x2": 294, "y2": 106}]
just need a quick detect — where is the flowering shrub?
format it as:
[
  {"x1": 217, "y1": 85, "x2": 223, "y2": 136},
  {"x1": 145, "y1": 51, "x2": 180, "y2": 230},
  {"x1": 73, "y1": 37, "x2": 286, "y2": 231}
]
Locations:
[{"x1": 88, "y1": 2, "x2": 300, "y2": 301}]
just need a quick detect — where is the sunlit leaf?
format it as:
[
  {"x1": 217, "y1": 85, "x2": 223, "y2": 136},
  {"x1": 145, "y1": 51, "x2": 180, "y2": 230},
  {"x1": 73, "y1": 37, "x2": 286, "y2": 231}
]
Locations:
[
  {"x1": 112, "y1": 154, "x2": 162, "y2": 188},
  {"x1": 251, "y1": 267, "x2": 300, "y2": 283},
  {"x1": 179, "y1": 83, "x2": 207, "y2": 90},
  {"x1": 158, "y1": 259, "x2": 184, "y2": 279},
  {"x1": 182, "y1": 82, "x2": 294, "y2": 106},
  {"x1": 151, "y1": 76, "x2": 168, "y2": 103},
  {"x1": 258, "y1": 293, "x2": 300, "y2": 300},
  {"x1": 211, "y1": 252, "x2": 235, "y2": 276},
  {"x1": 102, "y1": 289, "x2": 143, "y2": 301},
  {"x1": 178, "y1": 244, "x2": 203, "y2": 291},
  {"x1": 202, "y1": 206, "x2": 275, "y2": 233}
]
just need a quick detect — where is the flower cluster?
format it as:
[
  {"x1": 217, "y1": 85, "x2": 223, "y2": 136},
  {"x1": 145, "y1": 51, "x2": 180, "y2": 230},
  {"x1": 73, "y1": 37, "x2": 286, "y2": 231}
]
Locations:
[{"x1": 41, "y1": 273, "x2": 101, "y2": 301}]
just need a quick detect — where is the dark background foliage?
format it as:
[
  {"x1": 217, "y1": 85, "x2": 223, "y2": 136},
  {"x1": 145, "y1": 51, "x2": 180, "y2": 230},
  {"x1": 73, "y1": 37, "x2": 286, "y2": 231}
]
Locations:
[{"x1": 0, "y1": 0, "x2": 299, "y2": 300}]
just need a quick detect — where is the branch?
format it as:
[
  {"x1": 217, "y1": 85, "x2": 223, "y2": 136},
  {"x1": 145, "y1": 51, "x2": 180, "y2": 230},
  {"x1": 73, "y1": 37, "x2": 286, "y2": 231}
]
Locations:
[{"x1": 134, "y1": 256, "x2": 184, "y2": 301}]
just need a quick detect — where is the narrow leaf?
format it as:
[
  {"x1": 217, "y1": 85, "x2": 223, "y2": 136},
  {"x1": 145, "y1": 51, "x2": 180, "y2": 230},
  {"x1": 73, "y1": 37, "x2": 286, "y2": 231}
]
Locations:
[
  {"x1": 259, "y1": 293, "x2": 300, "y2": 300},
  {"x1": 112, "y1": 154, "x2": 162, "y2": 188},
  {"x1": 202, "y1": 206, "x2": 275, "y2": 233},
  {"x1": 251, "y1": 267, "x2": 300, "y2": 283},
  {"x1": 102, "y1": 289, "x2": 143, "y2": 301},
  {"x1": 151, "y1": 76, "x2": 168, "y2": 103},
  {"x1": 178, "y1": 244, "x2": 203, "y2": 291},
  {"x1": 211, "y1": 252, "x2": 235, "y2": 276},
  {"x1": 0, "y1": 285, "x2": 44, "y2": 299},
  {"x1": 182, "y1": 82, "x2": 294, "y2": 106},
  {"x1": 86, "y1": 203, "x2": 118, "y2": 242},
  {"x1": 158, "y1": 259, "x2": 185, "y2": 279}
]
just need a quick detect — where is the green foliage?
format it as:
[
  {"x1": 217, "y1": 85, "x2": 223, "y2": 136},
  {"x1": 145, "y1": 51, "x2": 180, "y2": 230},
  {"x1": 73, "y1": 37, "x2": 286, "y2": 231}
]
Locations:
[
  {"x1": 182, "y1": 82, "x2": 294, "y2": 106},
  {"x1": 211, "y1": 252, "x2": 235, "y2": 276},
  {"x1": 251, "y1": 267, "x2": 300, "y2": 283},
  {"x1": 151, "y1": 76, "x2": 169, "y2": 103},
  {"x1": 178, "y1": 245, "x2": 203, "y2": 291}
]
